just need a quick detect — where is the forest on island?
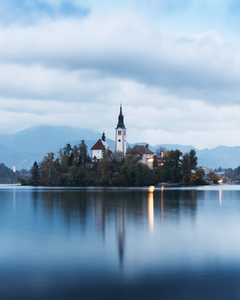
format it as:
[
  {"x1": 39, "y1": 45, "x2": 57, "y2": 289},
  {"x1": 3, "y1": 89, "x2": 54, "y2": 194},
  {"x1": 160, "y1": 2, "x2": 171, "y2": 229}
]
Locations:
[{"x1": 21, "y1": 140, "x2": 209, "y2": 187}]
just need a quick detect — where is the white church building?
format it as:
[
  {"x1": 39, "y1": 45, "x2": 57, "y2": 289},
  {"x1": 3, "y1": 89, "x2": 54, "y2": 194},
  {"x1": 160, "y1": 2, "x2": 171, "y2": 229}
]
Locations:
[
  {"x1": 91, "y1": 132, "x2": 110, "y2": 161},
  {"x1": 91, "y1": 105, "x2": 154, "y2": 169},
  {"x1": 91, "y1": 105, "x2": 127, "y2": 160}
]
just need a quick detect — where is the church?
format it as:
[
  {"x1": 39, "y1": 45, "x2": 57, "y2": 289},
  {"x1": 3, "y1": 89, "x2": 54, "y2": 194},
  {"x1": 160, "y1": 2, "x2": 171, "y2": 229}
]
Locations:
[
  {"x1": 91, "y1": 105, "x2": 127, "y2": 160},
  {"x1": 115, "y1": 104, "x2": 127, "y2": 155},
  {"x1": 91, "y1": 105, "x2": 154, "y2": 167}
]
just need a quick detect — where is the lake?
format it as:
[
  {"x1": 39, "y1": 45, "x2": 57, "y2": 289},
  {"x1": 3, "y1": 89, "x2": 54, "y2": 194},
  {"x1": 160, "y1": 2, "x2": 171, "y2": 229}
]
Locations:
[{"x1": 1, "y1": 184, "x2": 240, "y2": 299}]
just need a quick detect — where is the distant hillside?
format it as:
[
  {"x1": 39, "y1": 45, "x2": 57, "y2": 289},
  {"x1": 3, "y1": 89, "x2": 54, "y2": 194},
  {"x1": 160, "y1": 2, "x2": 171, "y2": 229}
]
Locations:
[
  {"x1": 0, "y1": 163, "x2": 20, "y2": 183},
  {"x1": 0, "y1": 125, "x2": 239, "y2": 170},
  {"x1": 150, "y1": 144, "x2": 240, "y2": 169},
  {"x1": 0, "y1": 125, "x2": 100, "y2": 153},
  {"x1": 0, "y1": 126, "x2": 101, "y2": 170}
]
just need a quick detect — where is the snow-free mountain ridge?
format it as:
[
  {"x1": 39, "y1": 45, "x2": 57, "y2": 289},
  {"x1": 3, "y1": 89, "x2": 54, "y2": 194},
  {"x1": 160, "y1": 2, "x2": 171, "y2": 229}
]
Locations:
[{"x1": 0, "y1": 125, "x2": 239, "y2": 170}]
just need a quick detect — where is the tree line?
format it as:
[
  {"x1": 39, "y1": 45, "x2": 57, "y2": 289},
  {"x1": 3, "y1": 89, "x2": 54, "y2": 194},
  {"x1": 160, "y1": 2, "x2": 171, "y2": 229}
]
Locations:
[{"x1": 22, "y1": 141, "x2": 207, "y2": 187}]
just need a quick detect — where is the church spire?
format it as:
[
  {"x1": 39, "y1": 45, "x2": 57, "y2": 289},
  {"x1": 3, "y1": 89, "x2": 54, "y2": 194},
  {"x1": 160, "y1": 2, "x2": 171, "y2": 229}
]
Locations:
[
  {"x1": 102, "y1": 131, "x2": 106, "y2": 142},
  {"x1": 116, "y1": 104, "x2": 125, "y2": 129}
]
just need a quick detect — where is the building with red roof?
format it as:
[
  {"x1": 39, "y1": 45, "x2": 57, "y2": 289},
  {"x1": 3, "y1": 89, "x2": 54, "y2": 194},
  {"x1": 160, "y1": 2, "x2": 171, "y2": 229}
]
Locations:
[
  {"x1": 127, "y1": 145, "x2": 154, "y2": 169},
  {"x1": 91, "y1": 132, "x2": 110, "y2": 160}
]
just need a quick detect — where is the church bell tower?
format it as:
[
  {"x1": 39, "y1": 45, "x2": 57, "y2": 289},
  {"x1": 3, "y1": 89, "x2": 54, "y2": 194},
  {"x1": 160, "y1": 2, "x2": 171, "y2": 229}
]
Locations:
[{"x1": 115, "y1": 105, "x2": 127, "y2": 155}]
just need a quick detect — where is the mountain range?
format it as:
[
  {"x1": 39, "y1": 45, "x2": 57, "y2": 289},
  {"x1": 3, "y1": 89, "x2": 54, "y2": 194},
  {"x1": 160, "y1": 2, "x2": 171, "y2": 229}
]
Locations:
[{"x1": 0, "y1": 125, "x2": 239, "y2": 170}]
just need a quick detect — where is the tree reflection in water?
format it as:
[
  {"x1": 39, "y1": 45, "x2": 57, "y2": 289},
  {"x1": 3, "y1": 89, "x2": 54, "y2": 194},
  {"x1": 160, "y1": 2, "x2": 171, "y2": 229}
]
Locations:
[{"x1": 31, "y1": 187, "x2": 198, "y2": 267}]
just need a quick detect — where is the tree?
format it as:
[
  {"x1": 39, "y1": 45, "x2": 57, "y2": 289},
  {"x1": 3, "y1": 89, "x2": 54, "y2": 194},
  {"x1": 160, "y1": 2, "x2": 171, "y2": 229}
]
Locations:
[
  {"x1": 115, "y1": 150, "x2": 124, "y2": 161},
  {"x1": 194, "y1": 168, "x2": 205, "y2": 184},
  {"x1": 102, "y1": 148, "x2": 113, "y2": 161},
  {"x1": 189, "y1": 149, "x2": 198, "y2": 170},
  {"x1": 64, "y1": 143, "x2": 73, "y2": 167},
  {"x1": 209, "y1": 172, "x2": 220, "y2": 184},
  {"x1": 72, "y1": 145, "x2": 80, "y2": 166},
  {"x1": 79, "y1": 140, "x2": 90, "y2": 167},
  {"x1": 30, "y1": 161, "x2": 40, "y2": 186},
  {"x1": 164, "y1": 150, "x2": 183, "y2": 183},
  {"x1": 40, "y1": 153, "x2": 59, "y2": 186},
  {"x1": 156, "y1": 146, "x2": 166, "y2": 157},
  {"x1": 134, "y1": 163, "x2": 144, "y2": 186},
  {"x1": 182, "y1": 153, "x2": 191, "y2": 183}
]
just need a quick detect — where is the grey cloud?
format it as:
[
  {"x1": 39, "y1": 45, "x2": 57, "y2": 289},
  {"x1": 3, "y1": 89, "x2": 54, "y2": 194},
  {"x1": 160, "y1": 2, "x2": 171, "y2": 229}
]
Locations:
[{"x1": 0, "y1": 13, "x2": 237, "y2": 105}]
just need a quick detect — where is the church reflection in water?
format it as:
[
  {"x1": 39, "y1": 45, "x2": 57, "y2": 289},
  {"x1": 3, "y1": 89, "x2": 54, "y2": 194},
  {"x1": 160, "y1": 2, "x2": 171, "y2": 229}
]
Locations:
[
  {"x1": 115, "y1": 197, "x2": 125, "y2": 267},
  {"x1": 32, "y1": 187, "x2": 198, "y2": 267}
]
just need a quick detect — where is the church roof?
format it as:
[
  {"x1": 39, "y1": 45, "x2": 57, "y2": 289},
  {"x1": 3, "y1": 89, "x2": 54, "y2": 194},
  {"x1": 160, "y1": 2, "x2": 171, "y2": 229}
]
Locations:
[
  {"x1": 91, "y1": 139, "x2": 109, "y2": 150},
  {"x1": 127, "y1": 145, "x2": 154, "y2": 155}
]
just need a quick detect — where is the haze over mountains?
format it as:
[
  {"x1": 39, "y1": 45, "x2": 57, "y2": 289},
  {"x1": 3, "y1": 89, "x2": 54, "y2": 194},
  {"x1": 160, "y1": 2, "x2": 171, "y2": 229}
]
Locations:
[{"x1": 0, "y1": 125, "x2": 239, "y2": 170}]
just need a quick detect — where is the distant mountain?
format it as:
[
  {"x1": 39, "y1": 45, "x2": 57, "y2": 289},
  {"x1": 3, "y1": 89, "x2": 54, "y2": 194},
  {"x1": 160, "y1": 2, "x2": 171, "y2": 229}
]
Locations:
[
  {"x1": 0, "y1": 125, "x2": 100, "y2": 153},
  {"x1": 150, "y1": 144, "x2": 240, "y2": 169},
  {"x1": 0, "y1": 125, "x2": 239, "y2": 170},
  {"x1": 0, "y1": 125, "x2": 102, "y2": 170},
  {"x1": 196, "y1": 146, "x2": 240, "y2": 169},
  {"x1": 149, "y1": 144, "x2": 197, "y2": 154}
]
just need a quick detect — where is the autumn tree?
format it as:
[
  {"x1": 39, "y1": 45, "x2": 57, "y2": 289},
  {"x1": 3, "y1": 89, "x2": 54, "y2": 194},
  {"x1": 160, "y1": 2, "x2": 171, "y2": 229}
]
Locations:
[{"x1": 40, "y1": 153, "x2": 59, "y2": 186}]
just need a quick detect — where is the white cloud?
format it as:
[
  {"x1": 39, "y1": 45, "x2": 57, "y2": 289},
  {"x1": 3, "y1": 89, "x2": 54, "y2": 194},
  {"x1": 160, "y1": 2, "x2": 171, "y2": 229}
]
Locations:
[
  {"x1": 0, "y1": 12, "x2": 238, "y2": 104},
  {"x1": 0, "y1": 5, "x2": 239, "y2": 148}
]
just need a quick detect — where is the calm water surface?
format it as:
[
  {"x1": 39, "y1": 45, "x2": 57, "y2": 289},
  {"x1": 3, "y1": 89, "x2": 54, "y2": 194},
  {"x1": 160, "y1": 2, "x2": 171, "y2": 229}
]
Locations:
[{"x1": 1, "y1": 184, "x2": 240, "y2": 299}]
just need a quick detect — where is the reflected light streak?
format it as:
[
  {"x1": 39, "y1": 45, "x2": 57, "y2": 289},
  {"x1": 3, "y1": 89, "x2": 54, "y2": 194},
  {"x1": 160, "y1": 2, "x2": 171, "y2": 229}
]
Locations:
[
  {"x1": 219, "y1": 190, "x2": 222, "y2": 207},
  {"x1": 148, "y1": 186, "x2": 154, "y2": 232}
]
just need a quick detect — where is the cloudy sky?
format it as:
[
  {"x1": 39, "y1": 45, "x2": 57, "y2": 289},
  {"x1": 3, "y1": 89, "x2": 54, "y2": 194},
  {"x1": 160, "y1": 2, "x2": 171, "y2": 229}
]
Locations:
[{"x1": 1, "y1": 0, "x2": 240, "y2": 149}]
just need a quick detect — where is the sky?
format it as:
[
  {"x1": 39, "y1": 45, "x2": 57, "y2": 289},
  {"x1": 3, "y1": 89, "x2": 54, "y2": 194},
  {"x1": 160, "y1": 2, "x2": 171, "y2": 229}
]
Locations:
[{"x1": 1, "y1": 0, "x2": 240, "y2": 149}]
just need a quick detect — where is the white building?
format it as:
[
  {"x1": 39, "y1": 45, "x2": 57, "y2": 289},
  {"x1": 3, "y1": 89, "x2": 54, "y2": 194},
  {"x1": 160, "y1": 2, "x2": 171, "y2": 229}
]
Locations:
[
  {"x1": 91, "y1": 132, "x2": 110, "y2": 160},
  {"x1": 115, "y1": 105, "x2": 127, "y2": 155}
]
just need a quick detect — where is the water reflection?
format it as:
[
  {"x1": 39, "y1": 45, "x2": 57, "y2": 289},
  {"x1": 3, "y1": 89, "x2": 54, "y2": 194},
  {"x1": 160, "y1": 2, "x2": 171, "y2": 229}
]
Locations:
[
  {"x1": 28, "y1": 188, "x2": 200, "y2": 267},
  {"x1": 115, "y1": 196, "x2": 125, "y2": 267},
  {"x1": 2, "y1": 187, "x2": 240, "y2": 299},
  {"x1": 161, "y1": 187, "x2": 164, "y2": 220},
  {"x1": 148, "y1": 186, "x2": 154, "y2": 232}
]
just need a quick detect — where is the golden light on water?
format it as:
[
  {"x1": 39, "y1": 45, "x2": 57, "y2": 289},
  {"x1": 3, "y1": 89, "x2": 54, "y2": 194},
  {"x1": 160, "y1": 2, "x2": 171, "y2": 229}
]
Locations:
[
  {"x1": 219, "y1": 190, "x2": 222, "y2": 207},
  {"x1": 148, "y1": 186, "x2": 155, "y2": 193},
  {"x1": 148, "y1": 186, "x2": 154, "y2": 231}
]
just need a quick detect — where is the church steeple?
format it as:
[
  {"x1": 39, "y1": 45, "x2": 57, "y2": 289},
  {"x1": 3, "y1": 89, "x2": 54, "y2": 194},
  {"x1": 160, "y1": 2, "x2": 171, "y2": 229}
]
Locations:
[
  {"x1": 116, "y1": 105, "x2": 125, "y2": 129},
  {"x1": 115, "y1": 104, "x2": 127, "y2": 155}
]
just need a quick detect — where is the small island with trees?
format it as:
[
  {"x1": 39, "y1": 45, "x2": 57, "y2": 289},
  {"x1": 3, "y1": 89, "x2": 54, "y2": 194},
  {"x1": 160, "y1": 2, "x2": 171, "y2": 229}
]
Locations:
[
  {"x1": 22, "y1": 140, "x2": 217, "y2": 187},
  {"x1": 21, "y1": 106, "x2": 222, "y2": 187}
]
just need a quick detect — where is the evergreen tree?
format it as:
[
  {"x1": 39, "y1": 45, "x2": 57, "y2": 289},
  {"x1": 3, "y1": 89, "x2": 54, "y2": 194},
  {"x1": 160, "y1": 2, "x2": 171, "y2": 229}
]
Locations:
[
  {"x1": 30, "y1": 161, "x2": 40, "y2": 186},
  {"x1": 182, "y1": 153, "x2": 191, "y2": 183},
  {"x1": 189, "y1": 149, "x2": 198, "y2": 170},
  {"x1": 79, "y1": 140, "x2": 90, "y2": 167}
]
